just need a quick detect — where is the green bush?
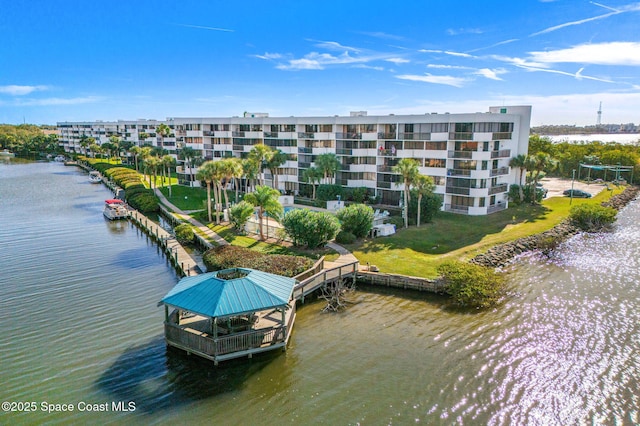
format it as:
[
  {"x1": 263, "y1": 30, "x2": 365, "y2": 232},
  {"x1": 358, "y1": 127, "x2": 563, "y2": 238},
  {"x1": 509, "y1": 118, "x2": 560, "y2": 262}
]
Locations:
[
  {"x1": 174, "y1": 223, "x2": 194, "y2": 244},
  {"x1": 335, "y1": 231, "x2": 356, "y2": 244},
  {"x1": 569, "y1": 203, "x2": 617, "y2": 231},
  {"x1": 281, "y1": 209, "x2": 341, "y2": 248},
  {"x1": 229, "y1": 201, "x2": 255, "y2": 232},
  {"x1": 408, "y1": 192, "x2": 442, "y2": 224},
  {"x1": 438, "y1": 261, "x2": 505, "y2": 309},
  {"x1": 336, "y1": 204, "x2": 374, "y2": 238},
  {"x1": 202, "y1": 246, "x2": 313, "y2": 277},
  {"x1": 316, "y1": 184, "x2": 344, "y2": 201}
]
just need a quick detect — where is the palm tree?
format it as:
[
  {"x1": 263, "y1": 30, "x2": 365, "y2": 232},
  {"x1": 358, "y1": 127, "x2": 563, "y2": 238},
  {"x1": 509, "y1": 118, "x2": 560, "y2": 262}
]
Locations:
[
  {"x1": 509, "y1": 154, "x2": 527, "y2": 202},
  {"x1": 414, "y1": 174, "x2": 435, "y2": 227},
  {"x1": 266, "y1": 149, "x2": 288, "y2": 190},
  {"x1": 244, "y1": 185, "x2": 283, "y2": 241},
  {"x1": 161, "y1": 155, "x2": 176, "y2": 197},
  {"x1": 315, "y1": 153, "x2": 340, "y2": 184},
  {"x1": 143, "y1": 156, "x2": 162, "y2": 189},
  {"x1": 393, "y1": 158, "x2": 419, "y2": 228},
  {"x1": 196, "y1": 161, "x2": 217, "y2": 223},
  {"x1": 526, "y1": 152, "x2": 556, "y2": 204},
  {"x1": 156, "y1": 123, "x2": 171, "y2": 152},
  {"x1": 178, "y1": 146, "x2": 201, "y2": 185},
  {"x1": 108, "y1": 135, "x2": 121, "y2": 161},
  {"x1": 302, "y1": 166, "x2": 323, "y2": 199},
  {"x1": 219, "y1": 157, "x2": 243, "y2": 208},
  {"x1": 248, "y1": 144, "x2": 274, "y2": 185},
  {"x1": 129, "y1": 146, "x2": 141, "y2": 171},
  {"x1": 242, "y1": 158, "x2": 260, "y2": 193}
]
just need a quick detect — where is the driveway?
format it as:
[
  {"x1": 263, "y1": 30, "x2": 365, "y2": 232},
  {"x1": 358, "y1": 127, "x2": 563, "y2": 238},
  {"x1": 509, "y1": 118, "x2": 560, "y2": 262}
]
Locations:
[{"x1": 538, "y1": 177, "x2": 606, "y2": 198}]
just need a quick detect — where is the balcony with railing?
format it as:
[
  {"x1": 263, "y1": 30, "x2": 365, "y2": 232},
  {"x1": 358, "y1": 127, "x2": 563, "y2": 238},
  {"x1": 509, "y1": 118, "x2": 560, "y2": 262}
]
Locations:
[
  {"x1": 298, "y1": 147, "x2": 312, "y2": 154},
  {"x1": 487, "y1": 203, "x2": 507, "y2": 214},
  {"x1": 377, "y1": 132, "x2": 396, "y2": 139},
  {"x1": 399, "y1": 132, "x2": 431, "y2": 140},
  {"x1": 444, "y1": 204, "x2": 470, "y2": 214},
  {"x1": 492, "y1": 132, "x2": 512, "y2": 140},
  {"x1": 488, "y1": 183, "x2": 508, "y2": 195},
  {"x1": 203, "y1": 130, "x2": 215, "y2": 136},
  {"x1": 232, "y1": 131, "x2": 245, "y2": 137},
  {"x1": 445, "y1": 185, "x2": 471, "y2": 195},
  {"x1": 490, "y1": 149, "x2": 511, "y2": 159},
  {"x1": 297, "y1": 132, "x2": 314, "y2": 139},
  {"x1": 378, "y1": 148, "x2": 397, "y2": 157},
  {"x1": 449, "y1": 132, "x2": 473, "y2": 140},
  {"x1": 447, "y1": 168, "x2": 473, "y2": 177},
  {"x1": 448, "y1": 150, "x2": 473, "y2": 159},
  {"x1": 335, "y1": 132, "x2": 362, "y2": 140},
  {"x1": 490, "y1": 167, "x2": 510, "y2": 177}
]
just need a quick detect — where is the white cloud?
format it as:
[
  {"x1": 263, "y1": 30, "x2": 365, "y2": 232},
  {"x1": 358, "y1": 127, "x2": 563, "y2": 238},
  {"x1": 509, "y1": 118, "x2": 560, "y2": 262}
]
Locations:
[
  {"x1": 474, "y1": 68, "x2": 507, "y2": 81},
  {"x1": 529, "y1": 42, "x2": 640, "y2": 66},
  {"x1": 310, "y1": 40, "x2": 361, "y2": 52},
  {"x1": 444, "y1": 51, "x2": 474, "y2": 58},
  {"x1": 427, "y1": 64, "x2": 473, "y2": 70},
  {"x1": 446, "y1": 28, "x2": 483, "y2": 36},
  {"x1": 255, "y1": 52, "x2": 283, "y2": 60},
  {"x1": 14, "y1": 96, "x2": 103, "y2": 106},
  {"x1": 385, "y1": 57, "x2": 410, "y2": 65},
  {"x1": 0, "y1": 85, "x2": 49, "y2": 96},
  {"x1": 396, "y1": 73, "x2": 469, "y2": 88},
  {"x1": 173, "y1": 23, "x2": 234, "y2": 32}
]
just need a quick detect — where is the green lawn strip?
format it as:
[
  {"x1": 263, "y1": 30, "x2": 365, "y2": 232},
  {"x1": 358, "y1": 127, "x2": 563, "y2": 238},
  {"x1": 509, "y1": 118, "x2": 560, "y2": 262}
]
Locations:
[
  {"x1": 158, "y1": 185, "x2": 208, "y2": 211},
  {"x1": 346, "y1": 187, "x2": 624, "y2": 278}
]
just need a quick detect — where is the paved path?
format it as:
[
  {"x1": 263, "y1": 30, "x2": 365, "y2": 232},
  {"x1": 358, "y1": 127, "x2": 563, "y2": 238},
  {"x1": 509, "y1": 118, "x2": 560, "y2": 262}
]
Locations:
[
  {"x1": 324, "y1": 242, "x2": 359, "y2": 269},
  {"x1": 154, "y1": 189, "x2": 229, "y2": 246}
]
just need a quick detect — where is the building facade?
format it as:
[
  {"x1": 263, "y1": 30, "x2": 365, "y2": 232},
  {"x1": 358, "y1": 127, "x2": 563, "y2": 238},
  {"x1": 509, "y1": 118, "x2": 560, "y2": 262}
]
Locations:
[{"x1": 58, "y1": 105, "x2": 531, "y2": 215}]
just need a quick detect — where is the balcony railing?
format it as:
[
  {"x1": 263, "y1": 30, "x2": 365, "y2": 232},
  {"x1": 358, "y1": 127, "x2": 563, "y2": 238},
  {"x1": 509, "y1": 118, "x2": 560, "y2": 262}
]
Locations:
[
  {"x1": 399, "y1": 132, "x2": 431, "y2": 140},
  {"x1": 377, "y1": 165, "x2": 394, "y2": 173},
  {"x1": 444, "y1": 204, "x2": 470, "y2": 214},
  {"x1": 490, "y1": 167, "x2": 510, "y2": 176},
  {"x1": 449, "y1": 132, "x2": 473, "y2": 140},
  {"x1": 378, "y1": 149, "x2": 397, "y2": 157},
  {"x1": 336, "y1": 148, "x2": 352, "y2": 155},
  {"x1": 336, "y1": 132, "x2": 361, "y2": 140},
  {"x1": 232, "y1": 131, "x2": 245, "y2": 137},
  {"x1": 377, "y1": 132, "x2": 396, "y2": 139},
  {"x1": 377, "y1": 181, "x2": 393, "y2": 189},
  {"x1": 298, "y1": 147, "x2": 312, "y2": 154},
  {"x1": 298, "y1": 132, "x2": 314, "y2": 139},
  {"x1": 447, "y1": 168, "x2": 472, "y2": 177},
  {"x1": 445, "y1": 186, "x2": 471, "y2": 195},
  {"x1": 448, "y1": 150, "x2": 473, "y2": 159},
  {"x1": 492, "y1": 132, "x2": 512, "y2": 140},
  {"x1": 490, "y1": 149, "x2": 511, "y2": 159},
  {"x1": 488, "y1": 183, "x2": 508, "y2": 195},
  {"x1": 203, "y1": 130, "x2": 215, "y2": 136}
]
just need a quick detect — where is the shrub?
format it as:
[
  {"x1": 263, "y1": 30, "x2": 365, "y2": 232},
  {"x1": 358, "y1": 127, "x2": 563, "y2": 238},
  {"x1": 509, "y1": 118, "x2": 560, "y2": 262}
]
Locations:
[
  {"x1": 336, "y1": 204, "x2": 374, "y2": 238},
  {"x1": 569, "y1": 203, "x2": 617, "y2": 231},
  {"x1": 174, "y1": 223, "x2": 194, "y2": 244},
  {"x1": 202, "y1": 246, "x2": 312, "y2": 277},
  {"x1": 438, "y1": 261, "x2": 505, "y2": 309},
  {"x1": 408, "y1": 192, "x2": 442, "y2": 224},
  {"x1": 316, "y1": 184, "x2": 344, "y2": 201},
  {"x1": 229, "y1": 201, "x2": 255, "y2": 232},
  {"x1": 335, "y1": 231, "x2": 356, "y2": 244},
  {"x1": 281, "y1": 209, "x2": 341, "y2": 248}
]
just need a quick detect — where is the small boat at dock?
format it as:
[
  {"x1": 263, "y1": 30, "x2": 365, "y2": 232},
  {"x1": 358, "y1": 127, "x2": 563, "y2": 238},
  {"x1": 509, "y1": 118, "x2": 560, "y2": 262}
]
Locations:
[
  {"x1": 89, "y1": 171, "x2": 102, "y2": 183},
  {"x1": 103, "y1": 199, "x2": 129, "y2": 220},
  {"x1": 0, "y1": 149, "x2": 15, "y2": 158}
]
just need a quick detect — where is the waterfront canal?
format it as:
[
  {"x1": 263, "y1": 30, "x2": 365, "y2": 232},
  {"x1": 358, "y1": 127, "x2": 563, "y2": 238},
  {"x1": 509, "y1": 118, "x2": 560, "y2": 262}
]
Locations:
[{"x1": 1, "y1": 161, "x2": 638, "y2": 425}]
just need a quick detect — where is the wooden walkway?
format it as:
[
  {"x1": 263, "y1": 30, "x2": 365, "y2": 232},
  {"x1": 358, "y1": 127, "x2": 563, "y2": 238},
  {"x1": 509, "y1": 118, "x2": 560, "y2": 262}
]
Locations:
[
  {"x1": 293, "y1": 260, "x2": 359, "y2": 301},
  {"x1": 129, "y1": 210, "x2": 205, "y2": 277}
]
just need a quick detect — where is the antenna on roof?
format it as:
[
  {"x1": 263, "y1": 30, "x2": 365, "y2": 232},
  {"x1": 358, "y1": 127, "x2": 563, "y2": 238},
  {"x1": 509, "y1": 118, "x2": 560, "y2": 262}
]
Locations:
[{"x1": 597, "y1": 102, "x2": 602, "y2": 126}]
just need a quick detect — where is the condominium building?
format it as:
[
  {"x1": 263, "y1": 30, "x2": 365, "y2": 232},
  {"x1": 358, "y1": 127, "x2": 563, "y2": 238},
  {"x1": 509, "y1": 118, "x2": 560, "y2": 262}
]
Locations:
[{"x1": 58, "y1": 105, "x2": 531, "y2": 215}]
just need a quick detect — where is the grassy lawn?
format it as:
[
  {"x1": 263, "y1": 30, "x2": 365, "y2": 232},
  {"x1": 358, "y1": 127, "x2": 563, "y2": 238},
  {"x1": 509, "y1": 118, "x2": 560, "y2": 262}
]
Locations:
[
  {"x1": 343, "y1": 186, "x2": 625, "y2": 278},
  {"x1": 158, "y1": 185, "x2": 208, "y2": 211}
]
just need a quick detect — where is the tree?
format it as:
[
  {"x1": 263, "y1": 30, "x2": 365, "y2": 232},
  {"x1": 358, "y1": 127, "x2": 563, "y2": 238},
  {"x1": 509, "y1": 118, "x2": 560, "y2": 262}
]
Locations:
[
  {"x1": 525, "y1": 152, "x2": 556, "y2": 205},
  {"x1": 509, "y1": 154, "x2": 527, "y2": 202},
  {"x1": 161, "y1": 155, "x2": 176, "y2": 197},
  {"x1": 196, "y1": 161, "x2": 217, "y2": 223},
  {"x1": 108, "y1": 135, "x2": 121, "y2": 160},
  {"x1": 242, "y1": 158, "x2": 260, "y2": 193},
  {"x1": 302, "y1": 166, "x2": 323, "y2": 199},
  {"x1": 244, "y1": 185, "x2": 282, "y2": 241},
  {"x1": 336, "y1": 204, "x2": 374, "y2": 238},
  {"x1": 281, "y1": 209, "x2": 340, "y2": 248},
  {"x1": 392, "y1": 158, "x2": 419, "y2": 228},
  {"x1": 156, "y1": 123, "x2": 171, "y2": 152},
  {"x1": 266, "y1": 149, "x2": 288, "y2": 190},
  {"x1": 143, "y1": 156, "x2": 162, "y2": 189},
  {"x1": 413, "y1": 174, "x2": 435, "y2": 227},
  {"x1": 219, "y1": 157, "x2": 243, "y2": 209},
  {"x1": 229, "y1": 201, "x2": 255, "y2": 232},
  {"x1": 248, "y1": 144, "x2": 274, "y2": 185},
  {"x1": 178, "y1": 146, "x2": 201, "y2": 184},
  {"x1": 315, "y1": 153, "x2": 340, "y2": 184},
  {"x1": 89, "y1": 142, "x2": 101, "y2": 158},
  {"x1": 79, "y1": 135, "x2": 93, "y2": 156},
  {"x1": 438, "y1": 261, "x2": 506, "y2": 309},
  {"x1": 129, "y1": 146, "x2": 141, "y2": 171}
]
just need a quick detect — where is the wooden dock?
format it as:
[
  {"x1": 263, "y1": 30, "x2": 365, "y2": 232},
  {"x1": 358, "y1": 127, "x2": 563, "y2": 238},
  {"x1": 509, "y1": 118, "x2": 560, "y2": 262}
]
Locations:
[
  {"x1": 129, "y1": 210, "x2": 205, "y2": 277},
  {"x1": 293, "y1": 261, "x2": 359, "y2": 301}
]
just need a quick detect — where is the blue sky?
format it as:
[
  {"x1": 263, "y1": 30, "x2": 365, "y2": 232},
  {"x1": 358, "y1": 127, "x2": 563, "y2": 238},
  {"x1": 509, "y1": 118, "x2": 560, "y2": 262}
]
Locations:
[{"x1": 1, "y1": 0, "x2": 639, "y2": 126}]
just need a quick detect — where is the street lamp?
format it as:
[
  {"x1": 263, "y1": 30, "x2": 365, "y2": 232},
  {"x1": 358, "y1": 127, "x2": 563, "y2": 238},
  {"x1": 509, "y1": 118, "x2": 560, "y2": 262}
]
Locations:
[{"x1": 570, "y1": 169, "x2": 576, "y2": 205}]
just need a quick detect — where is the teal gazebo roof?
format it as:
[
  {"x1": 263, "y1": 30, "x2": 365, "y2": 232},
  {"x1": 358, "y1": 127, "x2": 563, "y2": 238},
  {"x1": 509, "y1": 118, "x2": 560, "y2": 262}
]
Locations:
[{"x1": 159, "y1": 268, "x2": 297, "y2": 318}]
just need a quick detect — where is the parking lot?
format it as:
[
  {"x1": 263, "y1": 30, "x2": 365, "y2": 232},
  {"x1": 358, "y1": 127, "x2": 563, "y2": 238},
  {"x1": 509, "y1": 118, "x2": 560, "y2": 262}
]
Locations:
[{"x1": 538, "y1": 177, "x2": 607, "y2": 198}]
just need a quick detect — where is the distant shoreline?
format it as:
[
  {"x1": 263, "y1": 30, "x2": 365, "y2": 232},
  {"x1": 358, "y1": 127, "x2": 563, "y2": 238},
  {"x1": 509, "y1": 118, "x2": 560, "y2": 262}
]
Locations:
[{"x1": 541, "y1": 133, "x2": 640, "y2": 144}]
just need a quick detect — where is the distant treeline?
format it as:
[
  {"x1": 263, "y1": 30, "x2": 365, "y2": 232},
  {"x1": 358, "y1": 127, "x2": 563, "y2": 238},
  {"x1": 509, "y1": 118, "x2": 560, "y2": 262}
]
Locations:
[
  {"x1": 529, "y1": 134, "x2": 639, "y2": 181},
  {"x1": 0, "y1": 124, "x2": 61, "y2": 157},
  {"x1": 532, "y1": 124, "x2": 638, "y2": 135}
]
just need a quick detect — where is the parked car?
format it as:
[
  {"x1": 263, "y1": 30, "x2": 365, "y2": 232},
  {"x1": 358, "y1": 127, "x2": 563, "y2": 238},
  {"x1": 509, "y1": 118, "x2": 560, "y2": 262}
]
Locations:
[
  {"x1": 536, "y1": 183, "x2": 548, "y2": 198},
  {"x1": 563, "y1": 189, "x2": 592, "y2": 198}
]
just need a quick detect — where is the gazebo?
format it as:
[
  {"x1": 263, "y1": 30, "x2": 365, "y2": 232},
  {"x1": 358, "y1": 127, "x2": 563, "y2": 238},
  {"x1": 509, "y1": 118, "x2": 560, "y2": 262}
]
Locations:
[{"x1": 159, "y1": 268, "x2": 297, "y2": 365}]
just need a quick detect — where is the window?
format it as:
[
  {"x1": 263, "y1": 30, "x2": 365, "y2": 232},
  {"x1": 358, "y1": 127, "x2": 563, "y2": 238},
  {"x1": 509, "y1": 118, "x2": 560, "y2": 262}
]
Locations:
[
  {"x1": 424, "y1": 141, "x2": 447, "y2": 150},
  {"x1": 479, "y1": 197, "x2": 486, "y2": 207},
  {"x1": 424, "y1": 158, "x2": 446, "y2": 168},
  {"x1": 455, "y1": 123, "x2": 473, "y2": 133},
  {"x1": 481, "y1": 161, "x2": 488, "y2": 170},
  {"x1": 404, "y1": 124, "x2": 414, "y2": 133}
]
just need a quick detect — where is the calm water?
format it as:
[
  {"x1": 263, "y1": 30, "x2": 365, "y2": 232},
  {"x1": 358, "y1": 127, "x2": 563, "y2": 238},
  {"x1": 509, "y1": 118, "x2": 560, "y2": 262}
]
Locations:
[{"x1": 1, "y1": 162, "x2": 638, "y2": 425}]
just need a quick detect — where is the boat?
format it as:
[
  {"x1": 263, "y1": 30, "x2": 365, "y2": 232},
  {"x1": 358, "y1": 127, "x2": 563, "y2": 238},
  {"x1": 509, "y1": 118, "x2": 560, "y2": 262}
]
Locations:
[
  {"x1": 89, "y1": 171, "x2": 102, "y2": 183},
  {"x1": 54, "y1": 155, "x2": 66, "y2": 162},
  {"x1": 103, "y1": 199, "x2": 129, "y2": 220},
  {"x1": 0, "y1": 149, "x2": 15, "y2": 158}
]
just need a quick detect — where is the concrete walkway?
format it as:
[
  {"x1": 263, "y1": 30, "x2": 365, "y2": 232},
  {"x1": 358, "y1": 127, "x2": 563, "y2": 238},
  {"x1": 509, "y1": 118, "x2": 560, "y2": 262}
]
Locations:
[
  {"x1": 154, "y1": 189, "x2": 229, "y2": 246},
  {"x1": 324, "y1": 242, "x2": 359, "y2": 269}
]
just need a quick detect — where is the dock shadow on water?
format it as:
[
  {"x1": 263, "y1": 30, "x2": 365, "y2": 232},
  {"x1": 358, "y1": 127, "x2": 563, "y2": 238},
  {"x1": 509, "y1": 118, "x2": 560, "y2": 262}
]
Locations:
[{"x1": 96, "y1": 336, "x2": 278, "y2": 413}]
